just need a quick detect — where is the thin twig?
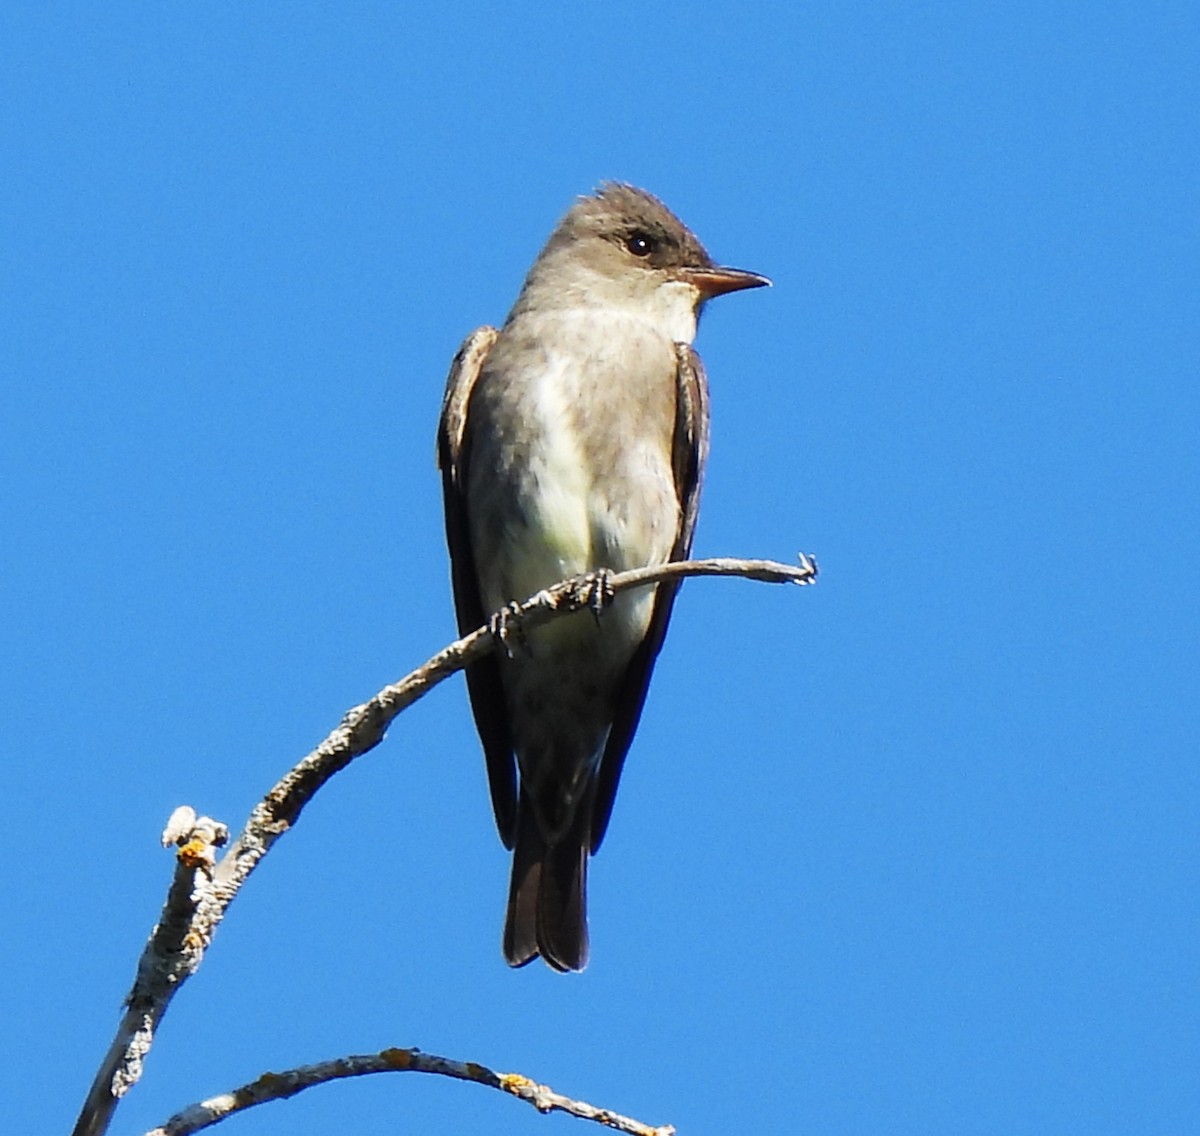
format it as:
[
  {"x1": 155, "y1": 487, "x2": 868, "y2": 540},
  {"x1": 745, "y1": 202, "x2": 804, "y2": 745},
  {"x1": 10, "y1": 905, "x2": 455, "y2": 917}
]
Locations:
[
  {"x1": 72, "y1": 554, "x2": 817, "y2": 1136},
  {"x1": 143, "y1": 1046, "x2": 676, "y2": 1136}
]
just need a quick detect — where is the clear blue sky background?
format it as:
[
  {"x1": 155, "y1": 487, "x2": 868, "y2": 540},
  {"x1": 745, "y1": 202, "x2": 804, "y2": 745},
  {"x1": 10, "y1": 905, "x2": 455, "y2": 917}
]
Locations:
[{"x1": 3, "y1": 4, "x2": 1196, "y2": 1134}]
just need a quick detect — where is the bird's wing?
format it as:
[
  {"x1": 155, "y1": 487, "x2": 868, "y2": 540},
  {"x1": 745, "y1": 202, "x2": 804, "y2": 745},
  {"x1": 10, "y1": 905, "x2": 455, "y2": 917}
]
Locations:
[
  {"x1": 436, "y1": 325, "x2": 519, "y2": 847},
  {"x1": 589, "y1": 343, "x2": 711, "y2": 852}
]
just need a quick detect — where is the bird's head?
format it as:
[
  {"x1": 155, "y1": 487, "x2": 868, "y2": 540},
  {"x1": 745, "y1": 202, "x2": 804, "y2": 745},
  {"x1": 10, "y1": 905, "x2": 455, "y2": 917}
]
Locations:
[{"x1": 519, "y1": 183, "x2": 769, "y2": 340}]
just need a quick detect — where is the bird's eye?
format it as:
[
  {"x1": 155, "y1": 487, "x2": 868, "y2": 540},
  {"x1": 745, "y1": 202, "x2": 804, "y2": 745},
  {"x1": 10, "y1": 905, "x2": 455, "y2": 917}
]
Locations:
[{"x1": 625, "y1": 231, "x2": 657, "y2": 257}]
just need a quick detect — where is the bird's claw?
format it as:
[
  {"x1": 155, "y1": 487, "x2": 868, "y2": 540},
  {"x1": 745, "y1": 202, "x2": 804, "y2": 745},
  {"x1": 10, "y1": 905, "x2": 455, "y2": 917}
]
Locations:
[
  {"x1": 578, "y1": 569, "x2": 615, "y2": 625},
  {"x1": 488, "y1": 601, "x2": 526, "y2": 658}
]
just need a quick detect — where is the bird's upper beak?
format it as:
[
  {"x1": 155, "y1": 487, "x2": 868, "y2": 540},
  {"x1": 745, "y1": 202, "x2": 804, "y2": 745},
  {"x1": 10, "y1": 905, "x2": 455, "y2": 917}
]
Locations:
[{"x1": 681, "y1": 265, "x2": 772, "y2": 298}]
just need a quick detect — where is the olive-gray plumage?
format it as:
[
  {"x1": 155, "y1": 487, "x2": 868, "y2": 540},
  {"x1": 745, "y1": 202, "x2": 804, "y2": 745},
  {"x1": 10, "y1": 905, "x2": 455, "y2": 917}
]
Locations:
[{"x1": 437, "y1": 184, "x2": 768, "y2": 970}]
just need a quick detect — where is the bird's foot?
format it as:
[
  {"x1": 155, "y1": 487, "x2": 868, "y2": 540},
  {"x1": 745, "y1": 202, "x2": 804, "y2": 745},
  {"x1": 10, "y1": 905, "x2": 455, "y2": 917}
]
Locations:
[
  {"x1": 488, "y1": 601, "x2": 527, "y2": 658},
  {"x1": 576, "y1": 569, "x2": 615, "y2": 625}
]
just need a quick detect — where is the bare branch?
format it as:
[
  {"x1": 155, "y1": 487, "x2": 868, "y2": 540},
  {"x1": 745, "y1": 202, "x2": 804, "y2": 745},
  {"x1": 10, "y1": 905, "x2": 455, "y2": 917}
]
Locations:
[
  {"x1": 72, "y1": 815, "x2": 231, "y2": 1136},
  {"x1": 73, "y1": 554, "x2": 816, "y2": 1136},
  {"x1": 143, "y1": 1047, "x2": 676, "y2": 1136}
]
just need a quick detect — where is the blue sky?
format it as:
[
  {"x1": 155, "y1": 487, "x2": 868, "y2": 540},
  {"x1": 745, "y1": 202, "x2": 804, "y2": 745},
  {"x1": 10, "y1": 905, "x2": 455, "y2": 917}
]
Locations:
[{"x1": 3, "y1": 3, "x2": 1197, "y2": 1134}]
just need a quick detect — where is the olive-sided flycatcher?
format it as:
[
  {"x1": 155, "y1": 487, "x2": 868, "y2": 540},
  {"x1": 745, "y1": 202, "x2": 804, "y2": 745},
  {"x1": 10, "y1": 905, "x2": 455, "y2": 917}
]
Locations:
[{"x1": 437, "y1": 183, "x2": 768, "y2": 971}]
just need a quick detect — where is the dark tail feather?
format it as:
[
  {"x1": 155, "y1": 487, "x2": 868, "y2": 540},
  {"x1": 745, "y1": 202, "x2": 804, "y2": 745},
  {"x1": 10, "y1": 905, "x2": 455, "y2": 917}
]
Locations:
[
  {"x1": 503, "y1": 808, "x2": 543, "y2": 968},
  {"x1": 503, "y1": 801, "x2": 589, "y2": 972},
  {"x1": 536, "y1": 820, "x2": 589, "y2": 972}
]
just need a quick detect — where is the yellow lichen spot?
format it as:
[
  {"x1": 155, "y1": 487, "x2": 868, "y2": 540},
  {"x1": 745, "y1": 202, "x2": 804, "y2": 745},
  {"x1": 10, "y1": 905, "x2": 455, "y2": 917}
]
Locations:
[
  {"x1": 380, "y1": 1047, "x2": 414, "y2": 1070},
  {"x1": 177, "y1": 838, "x2": 210, "y2": 867},
  {"x1": 500, "y1": 1073, "x2": 534, "y2": 1093}
]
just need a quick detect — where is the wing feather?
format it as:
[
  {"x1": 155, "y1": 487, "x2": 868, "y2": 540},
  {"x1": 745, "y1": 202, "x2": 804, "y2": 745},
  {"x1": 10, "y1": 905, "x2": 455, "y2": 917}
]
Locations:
[{"x1": 436, "y1": 326, "x2": 520, "y2": 846}]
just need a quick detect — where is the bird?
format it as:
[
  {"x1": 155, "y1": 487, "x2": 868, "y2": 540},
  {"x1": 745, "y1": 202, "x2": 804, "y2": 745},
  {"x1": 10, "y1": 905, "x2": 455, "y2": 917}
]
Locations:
[{"x1": 437, "y1": 182, "x2": 768, "y2": 970}]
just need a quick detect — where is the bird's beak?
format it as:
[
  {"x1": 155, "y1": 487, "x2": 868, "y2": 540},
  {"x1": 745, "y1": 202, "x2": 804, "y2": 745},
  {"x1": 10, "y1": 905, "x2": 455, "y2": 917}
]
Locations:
[{"x1": 682, "y1": 265, "x2": 772, "y2": 298}]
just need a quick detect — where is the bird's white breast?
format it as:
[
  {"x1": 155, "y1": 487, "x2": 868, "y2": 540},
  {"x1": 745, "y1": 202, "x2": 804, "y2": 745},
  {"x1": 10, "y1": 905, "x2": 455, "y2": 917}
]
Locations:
[
  {"x1": 516, "y1": 352, "x2": 594, "y2": 590},
  {"x1": 470, "y1": 287, "x2": 687, "y2": 638}
]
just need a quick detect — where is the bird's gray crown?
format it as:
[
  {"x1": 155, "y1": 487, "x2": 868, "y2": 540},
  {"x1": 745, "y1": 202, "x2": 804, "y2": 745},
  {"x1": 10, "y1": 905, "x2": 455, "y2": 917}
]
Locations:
[{"x1": 538, "y1": 182, "x2": 716, "y2": 276}]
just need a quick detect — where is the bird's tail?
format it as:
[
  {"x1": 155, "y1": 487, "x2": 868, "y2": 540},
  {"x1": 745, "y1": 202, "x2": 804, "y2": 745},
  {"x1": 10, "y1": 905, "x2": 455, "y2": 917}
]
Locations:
[{"x1": 504, "y1": 798, "x2": 589, "y2": 972}]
